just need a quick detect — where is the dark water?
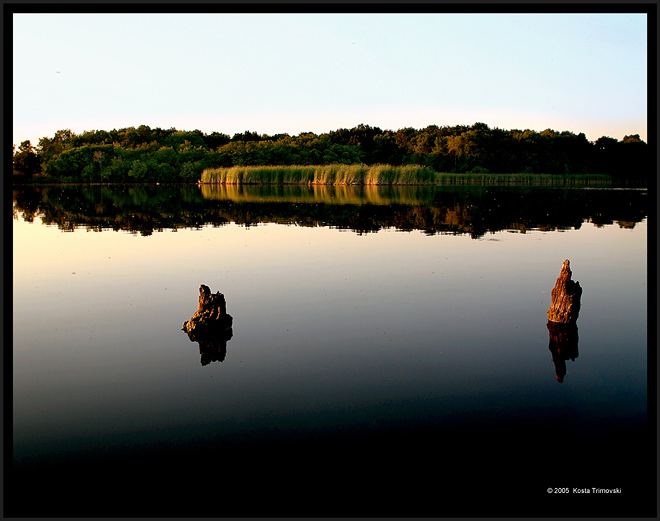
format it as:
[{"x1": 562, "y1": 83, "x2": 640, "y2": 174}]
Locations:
[{"x1": 10, "y1": 184, "x2": 653, "y2": 517}]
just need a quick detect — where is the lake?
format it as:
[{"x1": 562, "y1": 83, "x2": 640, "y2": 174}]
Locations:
[{"x1": 10, "y1": 183, "x2": 653, "y2": 517}]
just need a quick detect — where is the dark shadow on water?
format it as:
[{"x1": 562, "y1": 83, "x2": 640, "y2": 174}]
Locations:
[{"x1": 547, "y1": 321, "x2": 579, "y2": 383}]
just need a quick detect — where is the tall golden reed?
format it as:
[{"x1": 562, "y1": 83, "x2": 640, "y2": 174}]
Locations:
[{"x1": 200, "y1": 165, "x2": 611, "y2": 186}]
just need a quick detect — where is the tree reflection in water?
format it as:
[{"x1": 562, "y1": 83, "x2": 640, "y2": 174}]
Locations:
[{"x1": 12, "y1": 183, "x2": 647, "y2": 237}]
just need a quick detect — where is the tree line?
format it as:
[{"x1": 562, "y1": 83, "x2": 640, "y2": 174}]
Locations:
[{"x1": 12, "y1": 123, "x2": 650, "y2": 184}]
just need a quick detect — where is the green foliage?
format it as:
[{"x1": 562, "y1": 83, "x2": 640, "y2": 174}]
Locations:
[
  {"x1": 180, "y1": 161, "x2": 206, "y2": 182},
  {"x1": 19, "y1": 123, "x2": 648, "y2": 185},
  {"x1": 13, "y1": 140, "x2": 41, "y2": 179},
  {"x1": 128, "y1": 160, "x2": 149, "y2": 181}
]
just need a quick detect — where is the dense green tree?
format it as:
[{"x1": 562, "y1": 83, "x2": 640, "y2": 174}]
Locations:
[
  {"x1": 231, "y1": 131, "x2": 261, "y2": 142},
  {"x1": 13, "y1": 140, "x2": 41, "y2": 179},
  {"x1": 203, "y1": 131, "x2": 231, "y2": 150}
]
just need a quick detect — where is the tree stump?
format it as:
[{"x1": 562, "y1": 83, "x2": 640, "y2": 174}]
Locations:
[
  {"x1": 182, "y1": 284, "x2": 233, "y2": 333},
  {"x1": 547, "y1": 260, "x2": 582, "y2": 324}
]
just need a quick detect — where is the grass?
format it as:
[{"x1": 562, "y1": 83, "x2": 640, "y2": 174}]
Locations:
[{"x1": 200, "y1": 164, "x2": 612, "y2": 186}]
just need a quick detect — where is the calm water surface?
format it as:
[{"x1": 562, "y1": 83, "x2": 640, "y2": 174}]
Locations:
[{"x1": 10, "y1": 184, "x2": 653, "y2": 517}]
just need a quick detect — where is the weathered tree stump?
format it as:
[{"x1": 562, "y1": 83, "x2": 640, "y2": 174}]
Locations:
[
  {"x1": 182, "y1": 284, "x2": 233, "y2": 333},
  {"x1": 547, "y1": 260, "x2": 582, "y2": 324}
]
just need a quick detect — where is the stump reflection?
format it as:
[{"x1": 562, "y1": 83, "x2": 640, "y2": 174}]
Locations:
[
  {"x1": 185, "y1": 326, "x2": 234, "y2": 366},
  {"x1": 547, "y1": 321, "x2": 579, "y2": 383}
]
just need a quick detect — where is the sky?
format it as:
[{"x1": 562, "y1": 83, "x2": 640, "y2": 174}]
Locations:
[{"x1": 12, "y1": 12, "x2": 649, "y2": 146}]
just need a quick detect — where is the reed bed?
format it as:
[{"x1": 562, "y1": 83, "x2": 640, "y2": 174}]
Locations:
[{"x1": 200, "y1": 165, "x2": 612, "y2": 186}]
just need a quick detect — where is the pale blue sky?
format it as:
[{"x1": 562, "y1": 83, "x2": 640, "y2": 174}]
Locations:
[{"x1": 13, "y1": 12, "x2": 648, "y2": 146}]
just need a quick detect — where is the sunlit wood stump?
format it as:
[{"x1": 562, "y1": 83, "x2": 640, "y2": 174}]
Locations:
[
  {"x1": 182, "y1": 284, "x2": 233, "y2": 333},
  {"x1": 547, "y1": 259, "x2": 582, "y2": 324},
  {"x1": 547, "y1": 321, "x2": 579, "y2": 383}
]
